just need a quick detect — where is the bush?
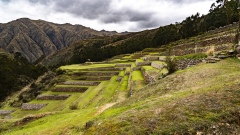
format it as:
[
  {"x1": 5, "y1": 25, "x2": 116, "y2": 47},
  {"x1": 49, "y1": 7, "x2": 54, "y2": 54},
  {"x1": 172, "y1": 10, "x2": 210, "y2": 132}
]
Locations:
[
  {"x1": 165, "y1": 56, "x2": 177, "y2": 74},
  {"x1": 69, "y1": 102, "x2": 78, "y2": 110}
]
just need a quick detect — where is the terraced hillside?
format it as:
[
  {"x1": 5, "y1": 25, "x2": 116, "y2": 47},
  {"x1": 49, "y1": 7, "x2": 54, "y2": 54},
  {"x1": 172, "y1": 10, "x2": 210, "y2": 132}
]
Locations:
[
  {"x1": 1, "y1": 51, "x2": 240, "y2": 134},
  {"x1": 0, "y1": 23, "x2": 239, "y2": 134}
]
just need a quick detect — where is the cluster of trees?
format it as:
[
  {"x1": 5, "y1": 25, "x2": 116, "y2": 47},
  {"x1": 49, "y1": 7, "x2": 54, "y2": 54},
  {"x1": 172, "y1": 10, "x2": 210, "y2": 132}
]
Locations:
[
  {"x1": 153, "y1": 0, "x2": 239, "y2": 46},
  {"x1": 0, "y1": 52, "x2": 46, "y2": 102}
]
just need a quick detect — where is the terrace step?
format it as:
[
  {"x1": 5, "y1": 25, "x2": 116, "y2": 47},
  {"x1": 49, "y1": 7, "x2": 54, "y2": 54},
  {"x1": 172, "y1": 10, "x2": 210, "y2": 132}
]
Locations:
[
  {"x1": 0, "y1": 110, "x2": 14, "y2": 115},
  {"x1": 74, "y1": 71, "x2": 119, "y2": 76},
  {"x1": 115, "y1": 64, "x2": 132, "y2": 67},
  {"x1": 21, "y1": 103, "x2": 47, "y2": 110},
  {"x1": 142, "y1": 56, "x2": 160, "y2": 61},
  {"x1": 61, "y1": 81, "x2": 101, "y2": 86},
  {"x1": 151, "y1": 62, "x2": 164, "y2": 70},
  {"x1": 135, "y1": 61, "x2": 152, "y2": 67},
  {"x1": 52, "y1": 87, "x2": 88, "y2": 92},
  {"x1": 36, "y1": 94, "x2": 70, "y2": 100},
  {"x1": 83, "y1": 67, "x2": 125, "y2": 71},
  {"x1": 77, "y1": 76, "x2": 112, "y2": 81}
]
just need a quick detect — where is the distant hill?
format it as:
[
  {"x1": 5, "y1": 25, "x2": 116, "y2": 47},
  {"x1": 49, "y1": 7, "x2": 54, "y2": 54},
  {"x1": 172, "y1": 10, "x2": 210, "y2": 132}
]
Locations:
[{"x1": 0, "y1": 18, "x2": 121, "y2": 62}]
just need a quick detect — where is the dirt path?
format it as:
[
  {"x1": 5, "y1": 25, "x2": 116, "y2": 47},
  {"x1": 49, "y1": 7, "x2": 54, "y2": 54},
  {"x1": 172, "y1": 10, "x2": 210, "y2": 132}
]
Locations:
[{"x1": 96, "y1": 102, "x2": 117, "y2": 115}]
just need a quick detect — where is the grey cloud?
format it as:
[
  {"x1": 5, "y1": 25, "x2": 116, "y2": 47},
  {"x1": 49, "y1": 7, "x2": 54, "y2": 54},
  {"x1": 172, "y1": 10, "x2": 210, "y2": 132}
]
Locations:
[
  {"x1": 53, "y1": 0, "x2": 111, "y2": 19},
  {"x1": 137, "y1": 20, "x2": 160, "y2": 29},
  {"x1": 100, "y1": 9, "x2": 155, "y2": 24}
]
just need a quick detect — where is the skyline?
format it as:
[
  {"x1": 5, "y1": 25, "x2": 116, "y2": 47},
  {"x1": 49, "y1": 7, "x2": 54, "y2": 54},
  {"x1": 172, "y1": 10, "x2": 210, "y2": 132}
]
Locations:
[{"x1": 0, "y1": 0, "x2": 216, "y2": 32}]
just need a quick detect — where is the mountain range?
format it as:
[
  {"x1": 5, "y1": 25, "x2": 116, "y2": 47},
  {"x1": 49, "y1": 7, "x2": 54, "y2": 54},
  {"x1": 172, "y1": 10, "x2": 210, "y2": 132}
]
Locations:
[{"x1": 0, "y1": 18, "x2": 121, "y2": 62}]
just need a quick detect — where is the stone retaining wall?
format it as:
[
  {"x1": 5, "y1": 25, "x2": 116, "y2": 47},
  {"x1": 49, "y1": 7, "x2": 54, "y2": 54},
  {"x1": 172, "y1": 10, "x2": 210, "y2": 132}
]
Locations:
[
  {"x1": 136, "y1": 61, "x2": 152, "y2": 67},
  {"x1": 131, "y1": 53, "x2": 146, "y2": 59},
  {"x1": 81, "y1": 71, "x2": 119, "y2": 76},
  {"x1": 52, "y1": 87, "x2": 88, "y2": 92},
  {"x1": 115, "y1": 64, "x2": 132, "y2": 67},
  {"x1": 83, "y1": 76, "x2": 112, "y2": 81},
  {"x1": 151, "y1": 62, "x2": 164, "y2": 70},
  {"x1": 85, "y1": 67, "x2": 125, "y2": 71},
  {"x1": 143, "y1": 56, "x2": 159, "y2": 61},
  {"x1": 132, "y1": 67, "x2": 141, "y2": 71},
  {"x1": 21, "y1": 103, "x2": 47, "y2": 110},
  {"x1": 62, "y1": 81, "x2": 100, "y2": 86},
  {"x1": 36, "y1": 94, "x2": 70, "y2": 100},
  {"x1": 0, "y1": 110, "x2": 14, "y2": 115}
]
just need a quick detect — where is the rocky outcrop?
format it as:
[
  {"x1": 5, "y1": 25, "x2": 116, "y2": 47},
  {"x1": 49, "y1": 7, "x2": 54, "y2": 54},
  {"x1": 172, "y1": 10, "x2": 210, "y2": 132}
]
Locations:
[{"x1": 0, "y1": 18, "x2": 120, "y2": 62}]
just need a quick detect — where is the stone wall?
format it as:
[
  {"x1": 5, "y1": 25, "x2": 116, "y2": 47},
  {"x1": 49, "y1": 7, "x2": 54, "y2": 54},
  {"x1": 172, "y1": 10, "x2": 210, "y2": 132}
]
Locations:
[
  {"x1": 52, "y1": 87, "x2": 88, "y2": 92},
  {"x1": 131, "y1": 53, "x2": 146, "y2": 59},
  {"x1": 0, "y1": 110, "x2": 14, "y2": 115},
  {"x1": 151, "y1": 62, "x2": 164, "y2": 70},
  {"x1": 142, "y1": 56, "x2": 159, "y2": 61},
  {"x1": 80, "y1": 71, "x2": 119, "y2": 76},
  {"x1": 115, "y1": 64, "x2": 132, "y2": 67},
  {"x1": 21, "y1": 103, "x2": 47, "y2": 110},
  {"x1": 136, "y1": 61, "x2": 152, "y2": 67},
  {"x1": 85, "y1": 76, "x2": 112, "y2": 81},
  {"x1": 62, "y1": 81, "x2": 100, "y2": 86},
  {"x1": 85, "y1": 67, "x2": 125, "y2": 71},
  {"x1": 36, "y1": 94, "x2": 70, "y2": 100},
  {"x1": 132, "y1": 67, "x2": 141, "y2": 71}
]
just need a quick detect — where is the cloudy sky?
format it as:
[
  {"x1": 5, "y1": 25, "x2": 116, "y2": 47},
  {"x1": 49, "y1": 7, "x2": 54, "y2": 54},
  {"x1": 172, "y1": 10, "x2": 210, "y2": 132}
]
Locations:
[{"x1": 0, "y1": 0, "x2": 215, "y2": 32}]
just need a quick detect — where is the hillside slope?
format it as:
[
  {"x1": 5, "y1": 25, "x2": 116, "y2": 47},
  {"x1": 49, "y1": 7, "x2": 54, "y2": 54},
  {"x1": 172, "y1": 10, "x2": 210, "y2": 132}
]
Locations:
[
  {"x1": 1, "y1": 58, "x2": 239, "y2": 134},
  {"x1": 0, "y1": 18, "x2": 120, "y2": 62},
  {"x1": 85, "y1": 59, "x2": 240, "y2": 134},
  {"x1": 0, "y1": 50, "x2": 46, "y2": 102}
]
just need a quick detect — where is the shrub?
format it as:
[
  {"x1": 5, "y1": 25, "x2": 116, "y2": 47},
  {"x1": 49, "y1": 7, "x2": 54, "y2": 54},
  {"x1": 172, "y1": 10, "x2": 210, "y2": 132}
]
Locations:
[
  {"x1": 69, "y1": 102, "x2": 78, "y2": 110},
  {"x1": 165, "y1": 56, "x2": 177, "y2": 74}
]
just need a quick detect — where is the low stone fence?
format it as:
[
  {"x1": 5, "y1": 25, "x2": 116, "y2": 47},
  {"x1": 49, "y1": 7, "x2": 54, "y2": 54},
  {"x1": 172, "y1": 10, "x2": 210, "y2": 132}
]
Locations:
[
  {"x1": 115, "y1": 64, "x2": 132, "y2": 67},
  {"x1": 36, "y1": 94, "x2": 70, "y2": 100},
  {"x1": 136, "y1": 61, "x2": 152, "y2": 67},
  {"x1": 21, "y1": 103, "x2": 47, "y2": 110},
  {"x1": 132, "y1": 67, "x2": 141, "y2": 71},
  {"x1": 142, "y1": 56, "x2": 159, "y2": 61},
  {"x1": 78, "y1": 76, "x2": 112, "y2": 81},
  {"x1": 52, "y1": 87, "x2": 88, "y2": 92},
  {"x1": 141, "y1": 69, "x2": 159, "y2": 84},
  {"x1": 151, "y1": 62, "x2": 164, "y2": 70},
  {"x1": 82, "y1": 71, "x2": 119, "y2": 76},
  {"x1": 62, "y1": 81, "x2": 100, "y2": 86},
  {"x1": 85, "y1": 67, "x2": 125, "y2": 71},
  {"x1": 131, "y1": 53, "x2": 146, "y2": 59},
  {"x1": 0, "y1": 110, "x2": 14, "y2": 115}
]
